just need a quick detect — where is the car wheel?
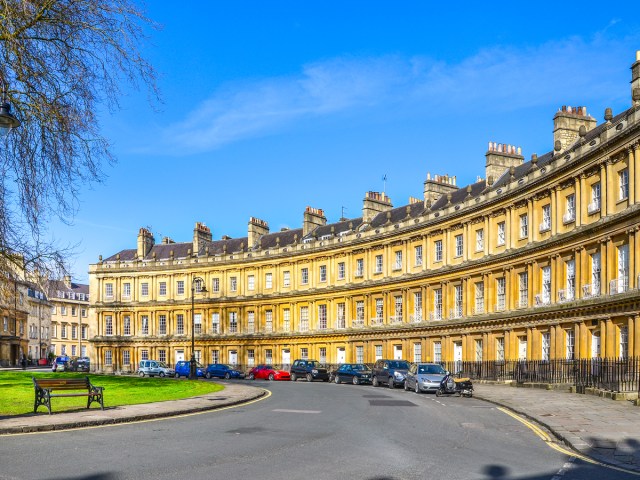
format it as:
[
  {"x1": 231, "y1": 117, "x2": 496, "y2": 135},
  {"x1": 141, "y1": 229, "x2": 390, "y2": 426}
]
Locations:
[
  {"x1": 248, "y1": 373, "x2": 254, "y2": 380},
  {"x1": 224, "y1": 372, "x2": 231, "y2": 379},
  {"x1": 159, "y1": 372, "x2": 165, "y2": 378},
  {"x1": 268, "y1": 373, "x2": 275, "y2": 381},
  {"x1": 175, "y1": 373, "x2": 180, "y2": 378},
  {"x1": 372, "y1": 376, "x2": 379, "y2": 387},
  {"x1": 414, "y1": 382, "x2": 420, "y2": 394},
  {"x1": 334, "y1": 375, "x2": 340, "y2": 384},
  {"x1": 404, "y1": 381, "x2": 409, "y2": 391},
  {"x1": 205, "y1": 372, "x2": 211, "y2": 379},
  {"x1": 291, "y1": 373, "x2": 297, "y2": 382},
  {"x1": 388, "y1": 378, "x2": 395, "y2": 389},
  {"x1": 306, "y1": 373, "x2": 313, "y2": 382},
  {"x1": 139, "y1": 371, "x2": 145, "y2": 377},
  {"x1": 352, "y1": 376, "x2": 360, "y2": 385}
]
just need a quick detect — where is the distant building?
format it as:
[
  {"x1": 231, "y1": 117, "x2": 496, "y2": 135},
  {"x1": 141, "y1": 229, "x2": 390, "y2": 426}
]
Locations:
[
  {"x1": 90, "y1": 52, "x2": 640, "y2": 373},
  {"x1": 49, "y1": 275, "x2": 90, "y2": 359},
  {"x1": 0, "y1": 273, "x2": 29, "y2": 367}
]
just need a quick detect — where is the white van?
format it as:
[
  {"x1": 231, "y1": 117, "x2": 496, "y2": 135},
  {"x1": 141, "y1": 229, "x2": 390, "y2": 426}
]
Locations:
[{"x1": 137, "y1": 360, "x2": 175, "y2": 378}]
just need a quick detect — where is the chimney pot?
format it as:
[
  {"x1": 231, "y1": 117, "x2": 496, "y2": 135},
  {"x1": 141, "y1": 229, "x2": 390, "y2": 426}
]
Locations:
[{"x1": 604, "y1": 107, "x2": 613, "y2": 122}]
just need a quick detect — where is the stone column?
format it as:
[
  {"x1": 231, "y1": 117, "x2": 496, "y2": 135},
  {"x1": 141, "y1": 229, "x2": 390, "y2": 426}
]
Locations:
[
  {"x1": 600, "y1": 162, "x2": 608, "y2": 218},
  {"x1": 634, "y1": 143, "x2": 640, "y2": 204},
  {"x1": 577, "y1": 175, "x2": 584, "y2": 227},
  {"x1": 605, "y1": 159, "x2": 614, "y2": 216},
  {"x1": 551, "y1": 187, "x2": 558, "y2": 236},
  {"x1": 605, "y1": 318, "x2": 615, "y2": 358},
  {"x1": 629, "y1": 146, "x2": 636, "y2": 205}
]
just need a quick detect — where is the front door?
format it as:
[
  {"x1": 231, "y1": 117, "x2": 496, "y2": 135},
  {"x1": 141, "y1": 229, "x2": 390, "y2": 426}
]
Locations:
[
  {"x1": 454, "y1": 342, "x2": 463, "y2": 373},
  {"x1": 393, "y1": 345, "x2": 403, "y2": 360},
  {"x1": 175, "y1": 350, "x2": 185, "y2": 363},
  {"x1": 228, "y1": 350, "x2": 237, "y2": 365},
  {"x1": 337, "y1": 347, "x2": 346, "y2": 364},
  {"x1": 282, "y1": 349, "x2": 290, "y2": 367},
  {"x1": 591, "y1": 332, "x2": 601, "y2": 358},
  {"x1": 518, "y1": 337, "x2": 527, "y2": 360}
]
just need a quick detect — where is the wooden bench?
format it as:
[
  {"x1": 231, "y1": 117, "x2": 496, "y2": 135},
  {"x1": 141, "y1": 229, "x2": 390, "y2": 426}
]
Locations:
[{"x1": 33, "y1": 377, "x2": 104, "y2": 414}]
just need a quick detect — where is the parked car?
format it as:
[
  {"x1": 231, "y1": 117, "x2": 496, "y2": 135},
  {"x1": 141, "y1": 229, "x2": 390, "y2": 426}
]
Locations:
[
  {"x1": 290, "y1": 359, "x2": 329, "y2": 382},
  {"x1": 51, "y1": 355, "x2": 70, "y2": 372},
  {"x1": 137, "y1": 360, "x2": 175, "y2": 377},
  {"x1": 174, "y1": 360, "x2": 205, "y2": 378},
  {"x1": 65, "y1": 357, "x2": 90, "y2": 372},
  {"x1": 247, "y1": 364, "x2": 291, "y2": 381},
  {"x1": 205, "y1": 364, "x2": 245, "y2": 379},
  {"x1": 371, "y1": 359, "x2": 411, "y2": 388},
  {"x1": 332, "y1": 363, "x2": 372, "y2": 385},
  {"x1": 404, "y1": 362, "x2": 448, "y2": 393}
]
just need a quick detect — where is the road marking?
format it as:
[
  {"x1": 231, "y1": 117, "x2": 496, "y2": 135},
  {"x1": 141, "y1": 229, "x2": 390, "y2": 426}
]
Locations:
[
  {"x1": 551, "y1": 457, "x2": 576, "y2": 479},
  {"x1": 496, "y1": 406, "x2": 640, "y2": 477},
  {"x1": 4, "y1": 388, "x2": 273, "y2": 436},
  {"x1": 272, "y1": 409, "x2": 322, "y2": 414}
]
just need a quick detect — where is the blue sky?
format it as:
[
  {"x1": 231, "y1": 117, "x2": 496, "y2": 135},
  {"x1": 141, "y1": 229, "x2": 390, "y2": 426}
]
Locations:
[{"x1": 53, "y1": 2, "x2": 640, "y2": 282}]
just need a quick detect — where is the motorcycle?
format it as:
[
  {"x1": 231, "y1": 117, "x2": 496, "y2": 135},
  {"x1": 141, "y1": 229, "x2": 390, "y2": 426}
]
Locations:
[{"x1": 436, "y1": 373, "x2": 473, "y2": 397}]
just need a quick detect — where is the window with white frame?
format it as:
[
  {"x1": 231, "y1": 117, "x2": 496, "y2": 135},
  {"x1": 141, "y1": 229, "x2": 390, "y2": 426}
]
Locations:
[
  {"x1": 319, "y1": 265, "x2": 327, "y2": 282},
  {"x1": 212, "y1": 278, "x2": 220, "y2": 293},
  {"x1": 413, "y1": 343, "x2": 422, "y2": 363},
  {"x1": 565, "y1": 330, "x2": 575, "y2": 360},
  {"x1": 413, "y1": 291, "x2": 422, "y2": 320},
  {"x1": 337, "y1": 303, "x2": 345, "y2": 329},
  {"x1": 475, "y1": 229, "x2": 484, "y2": 251},
  {"x1": 519, "y1": 214, "x2": 528, "y2": 238},
  {"x1": 211, "y1": 312, "x2": 219, "y2": 334},
  {"x1": 283, "y1": 308, "x2": 290, "y2": 332},
  {"x1": 356, "y1": 258, "x2": 364, "y2": 277},
  {"x1": 319, "y1": 347, "x2": 327, "y2": 364},
  {"x1": 617, "y1": 244, "x2": 629, "y2": 292},
  {"x1": 141, "y1": 282, "x2": 149, "y2": 297},
  {"x1": 105, "y1": 316, "x2": 113, "y2": 336},
  {"x1": 265, "y1": 310, "x2": 273, "y2": 332},
  {"x1": 589, "y1": 182, "x2": 601, "y2": 213},
  {"x1": 519, "y1": 272, "x2": 528, "y2": 307},
  {"x1": 475, "y1": 282, "x2": 484, "y2": 314},
  {"x1": 565, "y1": 194, "x2": 576, "y2": 222},
  {"x1": 177, "y1": 280, "x2": 185, "y2": 295},
  {"x1": 591, "y1": 252, "x2": 601, "y2": 295},
  {"x1": 497, "y1": 222, "x2": 505, "y2": 246},
  {"x1": 318, "y1": 304, "x2": 327, "y2": 329},
  {"x1": 123, "y1": 316, "x2": 131, "y2": 336},
  {"x1": 265, "y1": 273, "x2": 273, "y2": 289},
  {"x1": 541, "y1": 204, "x2": 551, "y2": 231},
  {"x1": 434, "y1": 240, "x2": 443, "y2": 262},
  {"x1": 61, "y1": 306, "x2": 67, "y2": 315},
  {"x1": 141, "y1": 350, "x2": 150, "y2": 361},
  {"x1": 82, "y1": 308, "x2": 87, "y2": 318},
  {"x1": 337, "y1": 262, "x2": 345, "y2": 280},
  {"x1": 496, "y1": 337, "x2": 505, "y2": 361},
  {"x1": 61, "y1": 325, "x2": 67, "y2": 339},
  {"x1": 123, "y1": 350, "x2": 130, "y2": 366},
  {"x1": 105, "y1": 283, "x2": 113, "y2": 298},
  {"x1": 375, "y1": 298, "x2": 384, "y2": 321},
  {"x1": 356, "y1": 346, "x2": 364, "y2": 363},
  {"x1": 542, "y1": 332, "x2": 550, "y2": 361},
  {"x1": 230, "y1": 277, "x2": 237, "y2": 292},
  {"x1": 247, "y1": 349, "x2": 255, "y2": 366},
  {"x1": 541, "y1": 266, "x2": 551, "y2": 304},
  {"x1": 247, "y1": 312, "x2": 255, "y2": 333},
  {"x1": 375, "y1": 254, "x2": 383, "y2": 273},
  {"x1": 158, "y1": 349, "x2": 166, "y2": 364},
  {"x1": 496, "y1": 277, "x2": 506, "y2": 311},
  {"x1": 301, "y1": 347, "x2": 308, "y2": 360},
  {"x1": 620, "y1": 326, "x2": 629, "y2": 359},
  {"x1": 356, "y1": 301, "x2": 364, "y2": 321},
  {"x1": 414, "y1": 245, "x2": 423, "y2": 266},
  {"x1": 176, "y1": 314, "x2": 184, "y2": 335},
  {"x1": 247, "y1": 275, "x2": 255, "y2": 291},
  {"x1": 394, "y1": 295, "x2": 403, "y2": 320},
  {"x1": 565, "y1": 260, "x2": 575, "y2": 300},
  {"x1": 159, "y1": 314, "x2": 167, "y2": 335},
  {"x1": 433, "y1": 288, "x2": 442, "y2": 319},
  {"x1": 299, "y1": 306, "x2": 309, "y2": 332},
  {"x1": 433, "y1": 341, "x2": 442, "y2": 362},
  {"x1": 159, "y1": 281, "x2": 167, "y2": 296},
  {"x1": 123, "y1": 282, "x2": 131, "y2": 298},
  {"x1": 229, "y1": 312, "x2": 238, "y2": 333},
  {"x1": 141, "y1": 315, "x2": 149, "y2": 335},
  {"x1": 475, "y1": 339, "x2": 483, "y2": 362},
  {"x1": 454, "y1": 284, "x2": 463, "y2": 318},
  {"x1": 105, "y1": 350, "x2": 112, "y2": 366},
  {"x1": 455, "y1": 234, "x2": 463, "y2": 257},
  {"x1": 265, "y1": 349, "x2": 273, "y2": 365},
  {"x1": 283, "y1": 271, "x2": 291, "y2": 287},
  {"x1": 619, "y1": 168, "x2": 629, "y2": 200},
  {"x1": 301, "y1": 268, "x2": 309, "y2": 285},
  {"x1": 375, "y1": 345, "x2": 383, "y2": 360},
  {"x1": 394, "y1": 251, "x2": 402, "y2": 270},
  {"x1": 211, "y1": 350, "x2": 220, "y2": 364}
]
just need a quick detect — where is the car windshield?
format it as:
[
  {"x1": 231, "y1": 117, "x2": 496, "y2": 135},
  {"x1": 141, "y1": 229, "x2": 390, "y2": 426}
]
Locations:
[
  {"x1": 389, "y1": 361, "x2": 409, "y2": 369},
  {"x1": 158, "y1": 362, "x2": 169, "y2": 368},
  {"x1": 418, "y1": 364, "x2": 446, "y2": 375},
  {"x1": 306, "y1": 361, "x2": 318, "y2": 367}
]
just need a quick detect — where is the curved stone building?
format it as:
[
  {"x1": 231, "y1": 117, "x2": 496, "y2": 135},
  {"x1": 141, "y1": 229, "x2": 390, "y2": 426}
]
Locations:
[{"x1": 89, "y1": 52, "x2": 640, "y2": 374}]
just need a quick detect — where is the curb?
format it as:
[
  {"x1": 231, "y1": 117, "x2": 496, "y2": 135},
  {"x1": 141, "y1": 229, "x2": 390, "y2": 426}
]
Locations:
[
  {"x1": 473, "y1": 392, "x2": 640, "y2": 474},
  {"x1": 0, "y1": 389, "x2": 267, "y2": 435}
]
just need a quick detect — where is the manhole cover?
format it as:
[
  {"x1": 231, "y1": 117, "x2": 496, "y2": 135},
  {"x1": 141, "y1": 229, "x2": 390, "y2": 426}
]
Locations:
[{"x1": 369, "y1": 400, "x2": 417, "y2": 407}]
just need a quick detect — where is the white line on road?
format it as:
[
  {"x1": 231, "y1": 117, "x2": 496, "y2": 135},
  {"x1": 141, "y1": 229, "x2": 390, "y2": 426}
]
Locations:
[
  {"x1": 272, "y1": 409, "x2": 322, "y2": 414},
  {"x1": 551, "y1": 457, "x2": 576, "y2": 479}
]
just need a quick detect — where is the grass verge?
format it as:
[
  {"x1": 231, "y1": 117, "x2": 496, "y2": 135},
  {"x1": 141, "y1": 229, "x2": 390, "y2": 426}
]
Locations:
[{"x1": 0, "y1": 371, "x2": 224, "y2": 416}]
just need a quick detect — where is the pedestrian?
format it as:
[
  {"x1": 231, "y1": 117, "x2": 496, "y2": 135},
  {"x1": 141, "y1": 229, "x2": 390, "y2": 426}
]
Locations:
[{"x1": 21, "y1": 355, "x2": 27, "y2": 370}]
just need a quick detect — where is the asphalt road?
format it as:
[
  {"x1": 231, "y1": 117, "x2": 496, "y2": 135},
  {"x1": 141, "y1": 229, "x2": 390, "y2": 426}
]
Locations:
[{"x1": 0, "y1": 380, "x2": 637, "y2": 480}]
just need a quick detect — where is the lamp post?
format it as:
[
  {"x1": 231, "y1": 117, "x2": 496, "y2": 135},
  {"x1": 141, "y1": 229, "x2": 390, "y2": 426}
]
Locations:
[
  {"x1": 0, "y1": 76, "x2": 20, "y2": 138},
  {"x1": 190, "y1": 276, "x2": 207, "y2": 379}
]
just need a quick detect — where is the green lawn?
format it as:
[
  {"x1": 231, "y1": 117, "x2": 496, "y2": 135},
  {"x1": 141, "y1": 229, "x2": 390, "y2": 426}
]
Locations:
[{"x1": 0, "y1": 371, "x2": 224, "y2": 416}]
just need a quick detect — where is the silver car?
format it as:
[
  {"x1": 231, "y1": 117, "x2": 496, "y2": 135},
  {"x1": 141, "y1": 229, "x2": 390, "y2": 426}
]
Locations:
[
  {"x1": 137, "y1": 360, "x2": 175, "y2": 378},
  {"x1": 404, "y1": 363, "x2": 448, "y2": 393}
]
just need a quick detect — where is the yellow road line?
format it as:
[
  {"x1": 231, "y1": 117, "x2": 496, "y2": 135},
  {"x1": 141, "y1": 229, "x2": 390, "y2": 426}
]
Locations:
[
  {"x1": 7, "y1": 388, "x2": 273, "y2": 437},
  {"x1": 497, "y1": 406, "x2": 640, "y2": 476}
]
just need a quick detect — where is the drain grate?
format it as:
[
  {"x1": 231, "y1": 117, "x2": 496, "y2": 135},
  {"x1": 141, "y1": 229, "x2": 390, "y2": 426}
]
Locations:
[{"x1": 369, "y1": 400, "x2": 417, "y2": 407}]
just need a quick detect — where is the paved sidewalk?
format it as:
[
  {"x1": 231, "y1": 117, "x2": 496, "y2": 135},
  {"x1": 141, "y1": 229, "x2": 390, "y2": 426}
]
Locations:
[
  {"x1": 473, "y1": 383, "x2": 640, "y2": 472},
  {"x1": 0, "y1": 382, "x2": 266, "y2": 435}
]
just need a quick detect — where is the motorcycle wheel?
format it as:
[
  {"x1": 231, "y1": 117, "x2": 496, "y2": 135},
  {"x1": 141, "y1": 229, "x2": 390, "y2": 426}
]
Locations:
[{"x1": 436, "y1": 388, "x2": 442, "y2": 397}]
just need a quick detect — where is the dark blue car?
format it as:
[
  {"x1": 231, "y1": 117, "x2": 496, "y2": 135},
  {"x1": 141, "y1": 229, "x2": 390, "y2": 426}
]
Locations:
[
  {"x1": 205, "y1": 364, "x2": 245, "y2": 379},
  {"x1": 174, "y1": 360, "x2": 204, "y2": 378}
]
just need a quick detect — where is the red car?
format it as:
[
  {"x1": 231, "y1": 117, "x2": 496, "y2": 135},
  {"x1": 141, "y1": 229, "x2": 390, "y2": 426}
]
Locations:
[{"x1": 247, "y1": 364, "x2": 291, "y2": 381}]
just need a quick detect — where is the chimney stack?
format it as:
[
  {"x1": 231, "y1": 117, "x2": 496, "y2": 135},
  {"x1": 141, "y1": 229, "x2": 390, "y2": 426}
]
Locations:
[
  {"x1": 362, "y1": 191, "x2": 393, "y2": 223},
  {"x1": 632, "y1": 51, "x2": 640, "y2": 105},
  {"x1": 423, "y1": 173, "x2": 458, "y2": 206},
  {"x1": 485, "y1": 143, "x2": 524, "y2": 183},
  {"x1": 303, "y1": 206, "x2": 327, "y2": 236},
  {"x1": 137, "y1": 227, "x2": 155, "y2": 259},
  {"x1": 193, "y1": 222, "x2": 212, "y2": 255},
  {"x1": 553, "y1": 106, "x2": 596, "y2": 152},
  {"x1": 248, "y1": 217, "x2": 269, "y2": 248}
]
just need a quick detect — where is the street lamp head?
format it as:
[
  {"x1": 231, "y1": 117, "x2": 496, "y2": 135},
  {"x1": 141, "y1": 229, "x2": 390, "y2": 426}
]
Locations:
[{"x1": 0, "y1": 101, "x2": 20, "y2": 138}]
